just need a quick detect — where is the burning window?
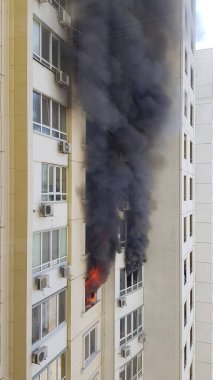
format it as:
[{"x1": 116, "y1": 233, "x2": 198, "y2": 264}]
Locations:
[{"x1": 85, "y1": 278, "x2": 97, "y2": 312}]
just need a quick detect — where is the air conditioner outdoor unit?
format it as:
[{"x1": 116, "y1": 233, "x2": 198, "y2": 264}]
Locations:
[
  {"x1": 59, "y1": 141, "x2": 72, "y2": 154},
  {"x1": 40, "y1": 203, "x2": 54, "y2": 217},
  {"x1": 36, "y1": 275, "x2": 49, "y2": 291},
  {"x1": 32, "y1": 346, "x2": 48, "y2": 364},
  {"x1": 138, "y1": 332, "x2": 145, "y2": 344},
  {"x1": 59, "y1": 8, "x2": 71, "y2": 27},
  {"x1": 117, "y1": 297, "x2": 127, "y2": 308},
  {"x1": 120, "y1": 346, "x2": 131, "y2": 359},
  {"x1": 55, "y1": 70, "x2": 70, "y2": 87},
  {"x1": 61, "y1": 265, "x2": 72, "y2": 279}
]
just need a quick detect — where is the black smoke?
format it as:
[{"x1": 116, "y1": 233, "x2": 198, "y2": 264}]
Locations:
[{"x1": 70, "y1": 0, "x2": 178, "y2": 284}]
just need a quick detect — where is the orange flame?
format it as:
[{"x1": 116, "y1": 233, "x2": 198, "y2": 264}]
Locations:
[{"x1": 85, "y1": 266, "x2": 106, "y2": 294}]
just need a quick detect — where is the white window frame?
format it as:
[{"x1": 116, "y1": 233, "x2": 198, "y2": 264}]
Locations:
[
  {"x1": 83, "y1": 325, "x2": 98, "y2": 368},
  {"x1": 120, "y1": 267, "x2": 143, "y2": 297},
  {"x1": 32, "y1": 351, "x2": 66, "y2": 380},
  {"x1": 32, "y1": 289, "x2": 66, "y2": 345},
  {"x1": 32, "y1": 227, "x2": 68, "y2": 274},
  {"x1": 33, "y1": 17, "x2": 60, "y2": 71},
  {"x1": 120, "y1": 307, "x2": 143, "y2": 346},
  {"x1": 33, "y1": 90, "x2": 67, "y2": 140},
  {"x1": 50, "y1": 0, "x2": 66, "y2": 11},
  {"x1": 119, "y1": 351, "x2": 143, "y2": 380},
  {"x1": 41, "y1": 163, "x2": 67, "y2": 202}
]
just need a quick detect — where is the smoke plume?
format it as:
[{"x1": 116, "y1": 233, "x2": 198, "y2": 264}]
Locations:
[{"x1": 71, "y1": 0, "x2": 178, "y2": 289}]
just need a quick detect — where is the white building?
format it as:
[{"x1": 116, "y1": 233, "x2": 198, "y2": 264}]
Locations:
[{"x1": 195, "y1": 48, "x2": 213, "y2": 380}]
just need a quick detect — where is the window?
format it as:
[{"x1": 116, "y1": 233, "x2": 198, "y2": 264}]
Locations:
[
  {"x1": 184, "y1": 176, "x2": 187, "y2": 201},
  {"x1": 190, "y1": 326, "x2": 193, "y2": 348},
  {"x1": 184, "y1": 134, "x2": 187, "y2": 159},
  {"x1": 190, "y1": 363, "x2": 193, "y2": 380},
  {"x1": 120, "y1": 307, "x2": 142, "y2": 346},
  {"x1": 190, "y1": 67, "x2": 194, "y2": 89},
  {"x1": 184, "y1": 217, "x2": 187, "y2": 243},
  {"x1": 190, "y1": 104, "x2": 194, "y2": 127},
  {"x1": 119, "y1": 217, "x2": 127, "y2": 250},
  {"x1": 184, "y1": 344, "x2": 187, "y2": 368},
  {"x1": 190, "y1": 251, "x2": 193, "y2": 274},
  {"x1": 191, "y1": 30, "x2": 194, "y2": 53},
  {"x1": 119, "y1": 351, "x2": 143, "y2": 380},
  {"x1": 184, "y1": 259, "x2": 187, "y2": 285},
  {"x1": 85, "y1": 279, "x2": 97, "y2": 312},
  {"x1": 190, "y1": 214, "x2": 193, "y2": 237},
  {"x1": 184, "y1": 91, "x2": 188, "y2": 117},
  {"x1": 184, "y1": 302, "x2": 187, "y2": 327},
  {"x1": 33, "y1": 91, "x2": 67, "y2": 140},
  {"x1": 120, "y1": 267, "x2": 142, "y2": 296},
  {"x1": 185, "y1": 5, "x2": 188, "y2": 33},
  {"x1": 33, "y1": 18, "x2": 60, "y2": 70},
  {"x1": 185, "y1": 49, "x2": 188, "y2": 75},
  {"x1": 190, "y1": 178, "x2": 193, "y2": 200},
  {"x1": 190, "y1": 289, "x2": 193, "y2": 311},
  {"x1": 32, "y1": 227, "x2": 67, "y2": 273},
  {"x1": 32, "y1": 351, "x2": 66, "y2": 380},
  {"x1": 190, "y1": 141, "x2": 193, "y2": 163},
  {"x1": 41, "y1": 163, "x2": 67, "y2": 201},
  {"x1": 84, "y1": 326, "x2": 97, "y2": 366},
  {"x1": 50, "y1": 0, "x2": 66, "y2": 11},
  {"x1": 32, "y1": 290, "x2": 66, "y2": 344}
]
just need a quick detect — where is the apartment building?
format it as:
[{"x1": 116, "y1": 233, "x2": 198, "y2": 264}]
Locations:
[
  {"x1": 195, "y1": 48, "x2": 213, "y2": 380},
  {"x1": 144, "y1": 1, "x2": 195, "y2": 380},
  {"x1": 1, "y1": 0, "x2": 196, "y2": 379}
]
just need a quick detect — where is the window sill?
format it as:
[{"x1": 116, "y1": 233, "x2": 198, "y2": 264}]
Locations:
[
  {"x1": 32, "y1": 321, "x2": 67, "y2": 351},
  {"x1": 81, "y1": 300, "x2": 101, "y2": 318},
  {"x1": 33, "y1": 129, "x2": 68, "y2": 143},
  {"x1": 81, "y1": 351, "x2": 100, "y2": 373},
  {"x1": 32, "y1": 260, "x2": 67, "y2": 277}
]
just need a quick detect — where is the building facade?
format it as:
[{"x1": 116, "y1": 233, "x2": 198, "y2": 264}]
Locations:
[
  {"x1": 1, "y1": 0, "x2": 196, "y2": 379},
  {"x1": 195, "y1": 48, "x2": 213, "y2": 380}
]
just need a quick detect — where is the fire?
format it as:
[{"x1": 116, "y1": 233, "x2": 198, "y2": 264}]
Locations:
[
  {"x1": 85, "y1": 266, "x2": 106, "y2": 295},
  {"x1": 85, "y1": 291, "x2": 97, "y2": 311}
]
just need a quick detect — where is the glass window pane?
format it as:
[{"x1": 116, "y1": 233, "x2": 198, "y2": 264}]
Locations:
[
  {"x1": 42, "y1": 164, "x2": 48, "y2": 193},
  {"x1": 42, "y1": 26, "x2": 50, "y2": 62},
  {"x1": 120, "y1": 318, "x2": 125, "y2": 340},
  {"x1": 138, "y1": 352, "x2": 142, "y2": 372},
  {"x1": 58, "y1": 352, "x2": 66, "y2": 379},
  {"x1": 138, "y1": 307, "x2": 142, "y2": 327},
  {"x1": 58, "y1": 290, "x2": 66, "y2": 324},
  {"x1": 40, "y1": 369, "x2": 48, "y2": 380},
  {"x1": 127, "y1": 314, "x2": 131, "y2": 335},
  {"x1": 127, "y1": 273, "x2": 132, "y2": 288},
  {"x1": 62, "y1": 167, "x2": 66, "y2": 194},
  {"x1": 137, "y1": 267, "x2": 142, "y2": 283},
  {"x1": 60, "y1": 105, "x2": 66, "y2": 133},
  {"x1": 42, "y1": 96, "x2": 50, "y2": 126},
  {"x1": 52, "y1": 101, "x2": 59, "y2": 130},
  {"x1": 133, "y1": 270, "x2": 137, "y2": 285},
  {"x1": 120, "y1": 269, "x2": 125, "y2": 292},
  {"x1": 56, "y1": 167, "x2": 61, "y2": 192},
  {"x1": 133, "y1": 357, "x2": 137, "y2": 376},
  {"x1": 85, "y1": 334, "x2": 89, "y2": 360},
  {"x1": 90, "y1": 328, "x2": 96, "y2": 355},
  {"x1": 49, "y1": 166, "x2": 54, "y2": 193},
  {"x1": 127, "y1": 361, "x2": 132, "y2": 380},
  {"x1": 42, "y1": 231, "x2": 50, "y2": 264},
  {"x1": 33, "y1": 19, "x2": 40, "y2": 56},
  {"x1": 33, "y1": 233, "x2": 41, "y2": 269},
  {"x1": 119, "y1": 368, "x2": 125, "y2": 380},
  {"x1": 52, "y1": 230, "x2": 59, "y2": 260},
  {"x1": 32, "y1": 305, "x2": 41, "y2": 344},
  {"x1": 42, "y1": 296, "x2": 57, "y2": 337},
  {"x1": 49, "y1": 359, "x2": 57, "y2": 380},
  {"x1": 52, "y1": 36, "x2": 59, "y2": 68},
  {"x1": 59, "y1": 228, "x2": 67, "y2": 258},
  {"x1": 133, "y1": 310, "x2": 137, "y2": 331},
  {"x1": 33, "y1": 92, "x2": 41, "y2": 123}
]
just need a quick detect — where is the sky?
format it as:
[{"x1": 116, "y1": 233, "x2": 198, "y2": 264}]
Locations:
[{"x1": 196, "y1": 0, "x2": 213, "y2": 49}]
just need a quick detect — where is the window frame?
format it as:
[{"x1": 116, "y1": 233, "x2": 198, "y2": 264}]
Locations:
[
  {"x1": 184, "y1": 133, "x2": 187, "y2": 159},
  {"x1": 190, "y1": 214, "x2": 193, "y2": 237},
  {"x1": 120, "y1": 307, "x2": 143, "y2": 346},
  {"x1": 32, "y1": 227, "x2": 68, "y2": 274},
  {"x1": 184, "y1": 175, "x2": 187, "y2": 201},
  {"x1": 32, "y1": 350, "x2": 66, "y2": 380},
  {"x1": 119, "y1": 351, "x2": 143, "y2": 380},
  {"x1": 83, "y1": 326, "x2": 98, "y2": 367},
  {"x1": 33, "y1": 17, "x2": 61, "y2": 71},
  {"x1": 184, "y1": 259, "x2": 187, "y2": 285},
  {"x1": 41, "y1": 163, "x2": 67, "y2": 202},
  {"x1": 184, "y1": 343, "x2": 187, "y2": 369},
  {"x1": 32, "y1": 289, "x2": 66, "y2": 345},
  {"x1": 120, "y1": 267, "x2": 143, "y2": 297},
  {"x1": 184, "y1": 217, "x2": 187, "y2": 243},
  {"x1": 33, "y1": 90, "x2": 67, "y2": 140}
]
